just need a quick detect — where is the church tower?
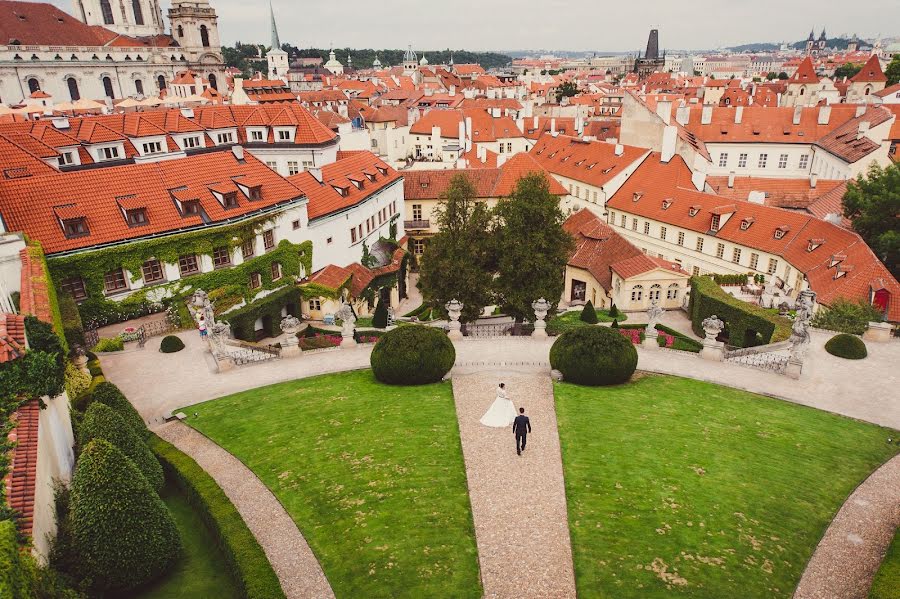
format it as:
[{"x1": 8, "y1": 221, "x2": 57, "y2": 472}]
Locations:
[
  {"x1": 168, "y1": 0, "x2": 225, "y2": 88},
  {"x1": 74, "y1": 0, "x2": 165, "y2": 37},
  {"x1": 817, "y1": 29, "x2": 827, "y2": 52},
  {"x1": 266, "y1": 1, "x2": 288, "y2": 80},
  {"x1": 806, "y1": 29, "x2": 815, "y2": 55}
]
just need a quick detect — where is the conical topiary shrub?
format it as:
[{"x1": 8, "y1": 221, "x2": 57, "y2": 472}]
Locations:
[
  {"x1": 372, "y1": 298, "x2": 389, "y2": 329},
  {"x1": 91, "y1": 382, "x2": 148, "y2": 439},
  {"x1": 78, "y1": 402, "x2": 164, "y2": 492},
  {"x1": 580, "y1": 300, "x2": 598, "y2": 324},
  {"x1": 70, "y1": 439, "x2": 181, "y2": 594},
  {"x1": 609, "y1": 304, "x2": 619, "y2": 318},
  {"x1": 611, "y1": 319, "x2": 619, "y2": 328}
]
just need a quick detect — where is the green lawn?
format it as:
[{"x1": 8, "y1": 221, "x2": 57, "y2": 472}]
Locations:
[
  {"x1": 871, "y1": 529, "x2": 900, "y2": 599},
  {"x1": 547, "y1": 309, "x2": 626, "y2": 335},
  {"x1": 184, "y1": 371, "x2": 480, "y2": 598},
  {"x1": 555, "y1": 375, "x2": 899, "y2": 598},
  {"x1": 136, "y1": 484, "x2": 241, "y2": 599}
]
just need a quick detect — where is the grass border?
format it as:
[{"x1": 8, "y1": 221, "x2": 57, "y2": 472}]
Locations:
[{"x1": 149, "y1": 434, "x2": 285, "y2": 599}]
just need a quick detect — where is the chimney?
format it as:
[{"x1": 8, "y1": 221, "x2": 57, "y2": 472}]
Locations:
[
  {"x1": 656, "y1": 99, "x2": 672, "y2": 125},
  {"x1": 701, "y1": 105, "x2": 712, "y2": 125},
  {"x1": 424, "y1": 88, "x2": 434, "y2": 97},
  {"x1": 661, "y1": 125, "x2": 677, "y2": 163},
  {"x1": 309, "y1": 167, "x2": 323, "y2": 183},
  {"x1": 465, "y1": 116, "x2": 473, "y2": 139},
  {"x1": 516, "y1": 117, "x2": 524, "y2": 133},
  {"x1": 855, "y1": 105, "x2": 866, "y2": 117},
  {"x1": 793, "y1": 106, "x2": 802, "y2": 125},
  {"x1": 675, "y1": 105, "x2": 690, "y2": 126},
  {"x1": 532, "y1": 116, "x2": 539, "y2": 130},
  {"x1": 817, "y1": 105, "x2": 831, "y2": 125},
  {"x1": 734, "y1": 106, "x2": 744, "y2": 124},
  {"x1": 857, "y1": 121, "x2": 869, "y2": 140},
  {"x1": 810, "y1": 172, "x2": 818, "y2": 188},
  {"x1": 692, "y1": 169, "x2": 707, "y2": 191},
  {"x1": 449, "y1": 85, "x2": 456, "y2": 96},
  {"x1": 458, "y1": 120, "x2": 465, "y2": 150},
  {"x1": 550, "y1": 118, "x2": 557, "y2": 135},
  {"x1": 614, "y1": 144, "x2": 624, "y2": 156},
  {"x1": 727, "y1": 171, "x2": 735, "y2": 188},
  {"x1": 478, "y1": 145, "x2": 487, "y2": 162},
  {"x1": 231, "y1": 145, "x2": 245, "y2": 161},
  {"x1": 776, "y1": 92, "x2": 782, "y2": 106}
]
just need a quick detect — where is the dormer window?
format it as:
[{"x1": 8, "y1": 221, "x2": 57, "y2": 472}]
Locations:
[
  {"x1": 276, "y1": 129, "x2": 292, "y2": 141},
  {"x1": 366, "y1": 173, "x2": 376, "y2": 182},
  {"x1": 63, "y1": 218, "x2": 89, "y2": 238},
  {"x1": 833, "y1": 265, "x2": 853, "y2": 280},
  {"x1": 710, "y1": 214, "x2": 721, "y2": 232},
  {"x1": 689, "y1": 205, "x2": 700, "y2": 217},
  {"x1": 376, "y1": 166, "x2": 387, "y2": 176},
  {"x1": 334, "y1": 186, "x2": 345, "y2": 196},
  {"x1": 807, "y1": 238, "x2": 824, "y2": 252},
  {"x1": 223, "y1": 192, "x2": 238, "y2": 208},
  {"x1": 587, "y1": 162, "x2": 597, "y2": 169},
  {"x1": 248, "y1": 186, "x2": 262, "y2": 201},
  {"x1": 740, "y1": 217, "x2": 754, "y2": 231},
  {"x1": 829, "y1": 253, "x2": 846, "y2": 268},
  {"x1": 632, "y1": 192, "x2": 643, "y2": 202},
  {"x1": 182, "y1": 200, "x2": 200, "y2": 216},
  {"x1": 249, "y1": 129, "x2": 265, "y2": 142},
  {"x1": 126, "y1": 208, "x2": 148, "y2": 226},
  {"x1": 774, "y1": 225, "x2": 789, "y2": 240},
  {"x1": 661, "y1": 199, "x2": 672, "y2": 210}
]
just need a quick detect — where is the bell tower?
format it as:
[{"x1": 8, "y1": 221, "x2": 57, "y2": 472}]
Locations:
[
  {"x1": 74, "y1": 0, "x2": 165, "y2": 36},
  {"x1": 267, "y1": 1, "x2": 289, "y2": 80},
  {"x1": 168, "y1": 0, "x2": 225, "y2": 86}
]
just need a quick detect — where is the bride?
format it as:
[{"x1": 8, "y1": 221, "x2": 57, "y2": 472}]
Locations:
[{"x1": 480, "y1": 383, "x2": 517, "y2": 427}]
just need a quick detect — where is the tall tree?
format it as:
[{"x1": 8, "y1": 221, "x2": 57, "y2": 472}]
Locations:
[
  {"x1": 842, "y1": 163, "x2": 900, "y2": 278},
  {"x1": 554, "y1": 81, "x2": 579, "y2": 102},
  {"x1": 834, "y1": 62, "x2": 862, "y2": 79},
  {"x1": 885, "y1": 55, "x2": 900, "y2": 86},
  {"x1": 417, "y1": 174, "x2": 494, "y2": 322},
  {"x1": 492, "y1": 173, "x2": 574, "y2": 322}
]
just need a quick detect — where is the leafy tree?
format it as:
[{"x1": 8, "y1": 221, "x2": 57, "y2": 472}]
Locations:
[
  {"x1": 778, "y1": 71, "x2": 789, "y2": 80},
  {"x1": 417, "y1": 174, "x2": 495, "y2": 322},
  {"x1": 842, "y1": 163, "x2": 900, "y2": 278},
  {"x1": 492, "y1": 173, "x2": 575, "y2": 322},
  {"x1": 811, "y1": 298, "x2": 885, "y2": 334},
  {"x1": 555, "y1": 81, "x2": 579, "y2": 102},
  {"x1": 580, "y1": 300, "x2": 598, "y2": 324},
  {"x1": 886, "y1": 55, "x2": 900, "y2": 86},
  {"x1": 766, "y1": 71, "x2": 778, "y2": 80},
  {"x1": 834, "y1": 62, "x2": 862, "y2": 79}
]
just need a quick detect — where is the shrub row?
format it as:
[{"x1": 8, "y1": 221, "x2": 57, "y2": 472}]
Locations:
[
  {"x1": 618, "y1": 324, "x2": 703, "y2": 353},
  {"x1": 92, "y1": 337, "x2": 124, "y2": 352},
  {"x1": 712, "y1": 273, "x2": 749, "y2": 286},
  {"x1": 688, "y1": 276, "x2": 791, "y2": 347},
  {"x1": 149, "y1": 435, "x2": 286, "y2": 599}
]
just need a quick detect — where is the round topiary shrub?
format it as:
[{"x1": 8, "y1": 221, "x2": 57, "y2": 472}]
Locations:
[
  {"x1": 70, "y1": 439, "x2": 181, "y2": 594},
  {"x1": 159, "y1": 335, "x2": 185, "y2": 353},
  {"x1": 824, "y1": 333, "x2": 867, "y2": 360},
  {"x1": 91, "y1": 382, "x2": 148, "y2": 439},
  {"x1": 550, "y1": 325, "x2": 638, "y2": 386},
  {"x1": 580, "y1": 300, "x2": 598, "y2": 324},
  {"x1": 370, "y1": 325, "x2": 455, "y2": 385},
  {"x1": 78, "y1": 402, "x2": 164, "y2": 492}
]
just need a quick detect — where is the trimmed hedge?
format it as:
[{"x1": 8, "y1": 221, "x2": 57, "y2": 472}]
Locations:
[
  {"x1": 159, "y1": 335, "x2": 185, "y2": 353},
  {"x1": 224, "y1": 286, "x2": 301, "y2": 341},
  {"x1": 370, "y1": 325, "x2": 456, "y2": 385},
  {"x1": 824, "y1": 333, "x2": 868, "y2": 360},
  {"x1": 91, "y1": 382, "x2": 148, "y2": 439},
  {"x1": 689, "y1": 276, "x2": 791, "y2": 348},
  {"x1": 580, "y1": 301, "x2": 598, "y2": 324},
  {"x1": 93, "y1": 337, "x2": 123, "y2": 352},
  {"x1": 550, "y1": 326, "x2": 638, "y2": 386},
  {"x1": 150, "y1": 435, "x2": 286, "y2": 599},
  {"x1": 69, "y1": 440, "x2": 181, "y2": 594},
  {"x1": 619, "y1": 323, "x2": 703, "y2": 353},
  {"x1": 0, "y1": 519, "x2": 30, "y2": 598},
  {"x1": 78, "y1": 402, "x2": 164, "y2": 492}
]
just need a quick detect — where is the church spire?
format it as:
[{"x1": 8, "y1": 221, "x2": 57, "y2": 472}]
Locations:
[{"x1": 269, "y1": 1, "x2": 281, "y2": 51}]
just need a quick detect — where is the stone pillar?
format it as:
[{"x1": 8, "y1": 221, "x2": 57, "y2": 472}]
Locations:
[
  {"x1": 785, "y1": 357, "x2": 803, "y2": 379},
  {"x1": 699, "y1": 315, "x2": 725, "y2": 361},
  {"x1": 531, "y1": 298, "x2": 550, "y2": 339},
  {"x1": 863, "y1": 321, "x2": 892, "y2": 343},
  {"x1": 446, "y1": 299, "x2": 463, "y2": 341},
  {"x1": 279, "y1": 316, "x2": 302, "y2": 358}
]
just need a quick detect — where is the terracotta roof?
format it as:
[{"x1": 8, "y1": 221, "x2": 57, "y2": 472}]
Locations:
[
  {"x1": 17, "y1": 247, "x2": 53, "y2": 324},
  {"x1": 0, "y1": 313, "x2": 26, "y2": 364},
  {"x1": 523, "y1": 117, "x2": 577, "y2": 141},
  {"x1": 529, "y1": 134, "x2": 648, "y2": 189},
  {"x1": 814, "y1": 106, "x2": 893, "y2": 163},
  {"x1": 789, "y1": 57, "x2": 820, "y2": 84},
  {"x1": 611, "y1": 254, "x2": 686, "y2": 280},
  {"x1": 706, "y1": 176, "x2": 845, "y2": 210},
  {"x1": 4, "y1": 399, "x2": 40, "y2": 538},
  {"x1": 806, "y1": 181, "x2": 851, "y2": 226},
  {"x1": 410, "y1": 109, "x2": 522, "y2": 141},
  {"x1": 874, "y1": 82, "x2": 900, "y2": 99},
  {"x1": 306, "y1": 264, "x2": 352, "y2": 290},
  {"x1": 850, "y1": 55, "x2": 887, "y2": 83},
  {"x1": 0, "y1": 0, "x2": 140, "y2": 47}
]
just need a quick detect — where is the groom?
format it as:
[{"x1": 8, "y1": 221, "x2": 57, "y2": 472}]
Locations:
[{"x1": 512, "y1": 408, "x2": 531, "y2": 455}]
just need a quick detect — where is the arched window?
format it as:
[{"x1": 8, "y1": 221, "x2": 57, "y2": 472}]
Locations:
[
  {"x1": 177, "y1": 25, "x2": 183, "y2": 37},
  {"x1": 131, "y1": 0, "x2": 144, "y2": 25},
  {"x1": 799, "y1": 87, "x2": 805, "y2": 96},
  {"x1": 157, "y1": 75, "x2": 166, "y2": 90},
  {"x1": 631, "y1": 285, "x2": 643, "y2": 302},
  {"x1": 67, "y1": 78, "x2": 80, "y2": 101},
  {"x1": 27, "y1": 78, "x2": 40, "y2": 93},
  {"x1": 100, "y1": 0, "x2": 114, "y2": 24},
  {"x1": 650, "y1": 284, "x2": 662, "y2": 301},
  {"x1": 666, "y1": 283, "x2": 680, "y2": 300},
  {"x1": 208, "y1": 73, "x2": 217, "y2": 90},
  {"x1": 102, "y1": 76, "x2": 114, "y2": 99},
  {"x1": 864, "y1": 87, "x2": 871, "y2": 96},
  {"x1": 134, "y1": 79, "x2": 144, "y2": 95},
  {"x1": 200, "y1": 25, "x2": 209, "y2": 47}
]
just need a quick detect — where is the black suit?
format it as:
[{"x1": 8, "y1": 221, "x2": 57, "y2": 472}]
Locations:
[{"x1": 513, "y1": 415, "x2": 531, "y2": 454}]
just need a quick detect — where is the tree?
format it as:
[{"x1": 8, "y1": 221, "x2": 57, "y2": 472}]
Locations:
[
  {"x1": 417, "y1": 174, "x2": 495, "y2": 322},
  {"x1": 777, "y1": 71, "x2": 789, "y2": 80},
  {"x1": 555, "y1": 80, "x2": 579, "y2": 102},
  {"x1": 842, "y1": 163, "x2": 900, "y2": 278},
  {"x1": 492, "y1": 173, "x2": 575, "y2": 322},
  {"x1": 811, "y1": 298, "x2": 884, "y2": 334},
  {"x1": 766, "y1": 71, "x2": 778, "y2": 80},
  {"x1": 834, "y1": 62, "x2": 862, "y2": 79},
  {"x1": 580, "y1": 300, "x2": 598, "y2": 324},
  {"x1": 886, "y1": 55, "x2": 900, "y2": 86}
]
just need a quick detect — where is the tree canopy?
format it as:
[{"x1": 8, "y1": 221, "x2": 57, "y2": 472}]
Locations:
[
  {"x1": 885, "y1": 55, "x2": 900, "y2": 86},
  {"x1": 842, "y1": 163, "x2": 900, "y2": 278},
  {"x1": 555, "y1": 81, "x2": 580, "y2": 102},
  {"x1": 833, "y1": 62, "x2": 862, "y2": 79}
]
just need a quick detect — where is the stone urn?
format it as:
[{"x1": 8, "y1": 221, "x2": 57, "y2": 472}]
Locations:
[
  {"x1": 700, "y1": 315, "x2": 725, "y2": 361},
  {"x1": 445, "y1": 299, "x2": 463, "y2": 341},
  {"x1": 72, "y1": 345, "x2": 89, "y2": 375},
  {"x1": 531, "y1": 298, "x2": 551, "y2": 339},
  {"x1": 279, "y1": 315, "x2": 303, "y2": 357}
]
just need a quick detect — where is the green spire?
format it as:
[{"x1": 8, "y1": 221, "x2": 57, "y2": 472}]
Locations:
[{"x1": 269, "y1": 1, "x2": 280, "y2": 51}]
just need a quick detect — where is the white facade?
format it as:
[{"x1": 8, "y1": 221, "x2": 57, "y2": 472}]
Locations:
[{"x1": 75, "y1": 0, "x2": 165, "y2": 37}]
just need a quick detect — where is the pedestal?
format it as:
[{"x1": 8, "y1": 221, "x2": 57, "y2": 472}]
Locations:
[
  {"x1": 863, "y1": 321, "x2": 892, "y2": 343},
  {"x1": 340, "y1": 335, "x2": 357, "y2": 349},
  {"x1": 531, "y1": 322, "x2": 548, "y2": 339},
  {"x1": 447, "y1": 322, "x2": 463, "y2": 341},
  {"x1": 785, "y1": 357, "x2": 803, "y2": 379},
  {"x1": 700, "y1": 339, "x2": 724, "y2": 361},
  {"x1": 73, "y1": 354, "x2": 89, "y2": 375},
  {"x1": 281, "y1": 344, "x2": 301, "y2": 358},
  {"x1": 642, "y1": 336, "x2": 658, "y2": 349}
]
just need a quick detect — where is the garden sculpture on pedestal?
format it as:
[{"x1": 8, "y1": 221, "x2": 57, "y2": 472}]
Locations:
[
  {"x1": 643, "y1": 299, "x2": 664, "y2": 348},
  {"x1": 279, "y1": 315, "x2": 303, "y2": 357},
  {"x1": 72, "y1": 345, "x2": 89, "y2": 375},
  {"x1": 700, "y1": 315, "x2": 725, "y2": 361},
  {"x1": 532, "y1": 298, "x2": 551, "y2": 339},
  {"x1": 336, "y1": 302, "x2": 357, "y2": 348},
  {"x1": 191, "y1": 289, "x2": 215, "y2": 326},
  {"x1": 786, "y1": 290, "x2": 816, "y2": 378},
  {"x1": 446, "y1": 299, "x2": 463, "y2": 340}
]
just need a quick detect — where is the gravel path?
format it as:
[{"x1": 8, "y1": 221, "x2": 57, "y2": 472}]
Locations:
[
  {"x1": 155, "y1": 422, "x2": 335, "y2": 599},
  {"x1": 452, "y1": 371, "x2": 576, "y2": 598},
  {"x1": 794, "y1": 453, "x2": 900, "y2": 599}
]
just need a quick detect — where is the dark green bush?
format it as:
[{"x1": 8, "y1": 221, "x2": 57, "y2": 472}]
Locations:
[
  {"x1": 159, "y1": 335, "x2": 185, "y2": 353},
  {"x1": 0, "y1": 519, "x2": 31, "y2": 597},
  {"x1": 689, "y1": 276, "x2": 791, "y2": 347},
  {"x1": 79, "y1": 402, "x2": 163, "y2": 491},
  {"x1": 811, "y1": 298, "x2": 883, "y2": 335},
  {"x1": 372, "y1": 299, "x2": 389, "y2": 328},
  {"x1": 91, "y1": 382, "x2": 148, "y2": 439},
  {"x1": 69, "y1": 440, "x2": 181, "y2": 594},
  {"x1": 370, "y1": 325, "x2": 455, "y2": 385},
  {"x1": 550, "y1": 326, "x2": 637, "y2": 386},
  {"x1": 824, "y1": 333, "x2": 868, "y2": 360},
  {"x1": 580, "y1": 300, "x2": 598, "y2": 324},
  {"x1": 611, "y1": 319, "x2": 619, "y2": 328},
  {"x1": 150, "y1": 435, "x2": 285, "y2": 599},
  {"x1": 608, "y1": 304, "x2": 619, "y2": 317}
]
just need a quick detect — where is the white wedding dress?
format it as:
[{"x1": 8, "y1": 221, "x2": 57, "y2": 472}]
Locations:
[{"x1": 480, "y1": 386, "x2": 517, "y2": 427}]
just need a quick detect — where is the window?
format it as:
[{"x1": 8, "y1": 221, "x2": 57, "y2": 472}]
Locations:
[
  {"x1": 750, "y1": 253, "x2": 759, "y2": 270},
  {"x1": 142, "y1": 141, "x2": 163, "y2": 154},
  {"x1": 696, "y1": 237, "x2": 704, "y2": 252},
  {"x1": 126, "y1": 208, "x2": 147, "y2": 226},
  {"x1": 643, "y1": 221, "x2": 650, "y2": 234},
  {"x1": 710, "y1": 214, "x2": 720, "y2": 232},
  {"x1": 650, "y1": 284, "x2": 662, "y2": 301},
  {"x1": 758, "y1": 153, "x2": 768, "y2": 168},
  {"x1": 630, "y1": 285, "x2": 643, "y2": 302},
  {"x1": 738, "y1": 153, "x2": 748, "y2": 168},
  {"x1": 103, "y1": 268, "x2": 127, "y2": 293},
  {"x1": 732, "y1": 248, "x2": 741, "y2": 264},
  {"x1": 287, "y1": 161, "x2": 299, "y2": 175},
  {"x1": 631, "y1": 218, "x2": 638, "y2": 231},
  {"x1": 350, "y1": 228, "x2": 357, "y2": 243},
  {"x1": 412, "y1": 239, "x2": 425, "y2": 255},
  {"x1": 692, "y1": 266, "x2": 700, "y2": 276},
  {"x1": 182, "y1": 200, "x2": 200, "y2": 216},
  {"x1": 666, "y1": 283, "x2": 679, "y2": 300},
  {"x1": 222, "y1": 192, "x2": 238, "y2": 208},
  {"x1": 182, "y1": 136, "x2": 200, "y2": 149},
  {"x1": 778, "y1": 154, "x2": 788, "y2": 169},
  {"x1": 263, "y1": 229, "x2": 275, "y2": 251},
  {"x1": 134, "y1": 79, "x2": 144, "y2": 95},
  {"x1": 178, "y1": 254, "x2": 199, "y2": 276},
  {"x1": 66, "y1": 77, "x2": 81, "y2": 101},
  {"x1": 100, "y1": 146, "x2": 120, "y2": 160},
  {"x1": 767, "y1": 258, "x2": 778, "y2": 274},
  {"x1": 292, "y1": 220, "x2": 301, "y2": 230},
  {"x1": 131, "y1": 0, "x2": 144, "y2": 24},
  {"x1": 250, "y1": 130, "x2": 264, "y2": 141},
  {"x1": 620, "y1": 214, "x2": 626, "y2": 227},
  {"x1": 716, "y1": 243, "x2": 725, "y2": 259},
  {"x1": 200, "y1": 25, "x2": 210, "y2": 47},
  {"x1": 677, "y1": 231, "x2": 684, "y2": 246},
  {"x1": 141, "y1": 259, "x2": 164, "y2": 283},
  {"x1": 216, "y1": 132, "x2": 233, "y2": 144},
  {"x1": 157, "y1": 74, "x2": 166, "y2": 91},
  {"x1": 61, "y1": 277, "x2": 87, "y2": 300},
  {"x1": 27, "y1": 78, "x2": 40, "y2": 93},
  {"x1": 271, "y1": 262, "x2": 282, "y2": 281},
  {"x1": 799, "y1": 154, "x2": 809, "y2": 170},
  {"x1": 499, "y1": 143, "x2": 505, "y2": 154},
  {"x1": 660, "y1": 226, "x2": 667, "y2": 240},
  {"x1": 213, "y1": 246, "x2": 231, "y2": 268},
  {"x1": 100, "y1": 0, "x2": 114, "y2": 24},
  {"x1": 326, "y1": 237, "x2": 333, "y2": 244},
  {"x1": 412, "y1": 204, "x2": 423, "y2": 221},
  {"x1": 58, "y1": 151, "x2": 75, "y2": 166},
  {"x1": 277, "y1": 130, "x2": 291, "y2": 141},
  {"x1": 102, "y1": 76, "x2": 114, "y2": 99},
  {"x1": 309, "y1": 299, "x2": 321, "y2": 311},
  {"x1": 63, "y1": 218, "x2": 89, "y2": 238},
  {"x1": 265, "y1": 161, "x2": 277, "y2": 170},
  {"x1": 248, "y1": 186, "x2": 261, "y2": 201},
  {"x1": 718, "y1": 153, "x2": 728, "y2": 167},
  {"x1": 208, "y1": 74, "x2": 217, "y2": 90},
  {"x1": 249, "y1": 272, "x2": 261, "y2": 289},
  {"x1": 506, "y1": 142, "x2": 513, "y2": 153}
]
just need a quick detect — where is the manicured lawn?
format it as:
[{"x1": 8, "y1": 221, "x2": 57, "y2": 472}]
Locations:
[
  {"x1": 184, "y1": 371, "x2": 480, "y2": 598},
  {"x1": 871, "y1": 529, "x2": 900, "y2": 599},
  {"x1": 547, "y1": 309, "x2": 626, "y2": 334},
  {"x1": 555, "y1": 375, "x2": 899, "y2": 598},
  {"x1": 136, "y1": 483, "x2": 241, "y2": 599}
]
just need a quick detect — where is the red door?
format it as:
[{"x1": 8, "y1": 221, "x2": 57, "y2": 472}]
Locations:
[{"x1": 872, "y1": 289, "x2": 890, "y2": 314}]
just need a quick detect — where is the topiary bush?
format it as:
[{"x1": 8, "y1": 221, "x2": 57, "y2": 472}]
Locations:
[
  {"x1": 69, "y1": 439, "x2": 181, "y2": 594},
  {"x1": 580, "y1": 300, "x2": 598, "y2": 324},
  {"x1": 611, "y1": 319, "x2": 619, "y2": 328},
  {"x1": 608, "y1": 304, "x2": 619, "y2": 318},
  {"x1": 824, "y1": 333, "x2": 868, "y2": 360},
  {"x1": 78, "y1": 402, "x2": 163, "y2": 491},
  {"x1": 370, "y1": 325, "x2": 455, "y2": 385},
  {"x1": 372, "y1": 299, "x2": 389, "y2": 329},
  {"x1": 64, "y1": 361, "x2": 91, "y2": 399},
  {"x1": 91, "y1": 382, "x2": 148, "y2": 439},
  {"x1": 92, "y1": 337, "x2": 123, "y2": 353},
  {"x1": 550, "y1": 325, "x2": 638, "y2": 386},
  {"x1": 159, "y1": 335, "x2": 185, "y2": 353}
]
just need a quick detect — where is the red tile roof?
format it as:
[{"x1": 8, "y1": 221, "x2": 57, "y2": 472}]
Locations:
[
  {"x1": 307, "y1": 264, "x2": 352, "y2": 289},
  {"x1": 4, "y1": 399, "x2": 40, "y2": 538},
  {"x1": 529, "y1": 134, "x2": 648, "y2": 189},
  {"x1": 814, "y1": 107, "x2": 893, "y2": 163},
  {"x1": 789, "y1": 57, "x2": 820, "y2": 84},
  {"x1": 409, "y1": 109, "x2": 523, "y2": 141},
  {"x1": 523, "y1": 117, "x2": 577, "y2": 141},
  {"x1": 706, "y1": 176, "x2": 845, "y2": 210},
  {"x1": 0, "y1": 313, "x2": 26, "y2": 364},
  {"x1": 18, "y1": 247, "x2": 53, "y2": 324},
  {"x1": 0, "y1": 0, "x2": 154, "y2": 47},
  {"x1": 850, "y1": 55, "x2": 887, "y2": 83}
]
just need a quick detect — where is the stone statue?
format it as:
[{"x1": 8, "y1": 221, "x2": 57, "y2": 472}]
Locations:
[
  {"x1": 336, "y1": 302, "x2": 357, "y2": 348},
  {"x1": 700, "y1": 315, "x2": 726, "y2": 362},
  {"x1": 645, "y1": 300, "x2": 664, "y2": 338},
  {"x1": 191, "y1": 289, "x2": 215, "y2": 325},
  {"x1": 279, "y1": 315, "x2": 302, "y2": 356},
  {"x1": 789, "y1": 290, "x2": 816, "y2": 361}
]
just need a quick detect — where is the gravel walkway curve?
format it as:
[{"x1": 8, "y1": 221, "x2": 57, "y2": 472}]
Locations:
[
  {"x1": 452, "y1": 371, "x2": 576, "y2": 598},
  {"x1": 155, "y1": 421, "x2": 335, "y2": 599},
  {"x1": 794, "y1": 453, "x2": 900, "y2": 599}
]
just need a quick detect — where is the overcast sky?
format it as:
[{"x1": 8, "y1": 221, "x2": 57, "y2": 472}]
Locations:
[{"x1": 47, "y1": 0, "x2": 900, "y2": 52}]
